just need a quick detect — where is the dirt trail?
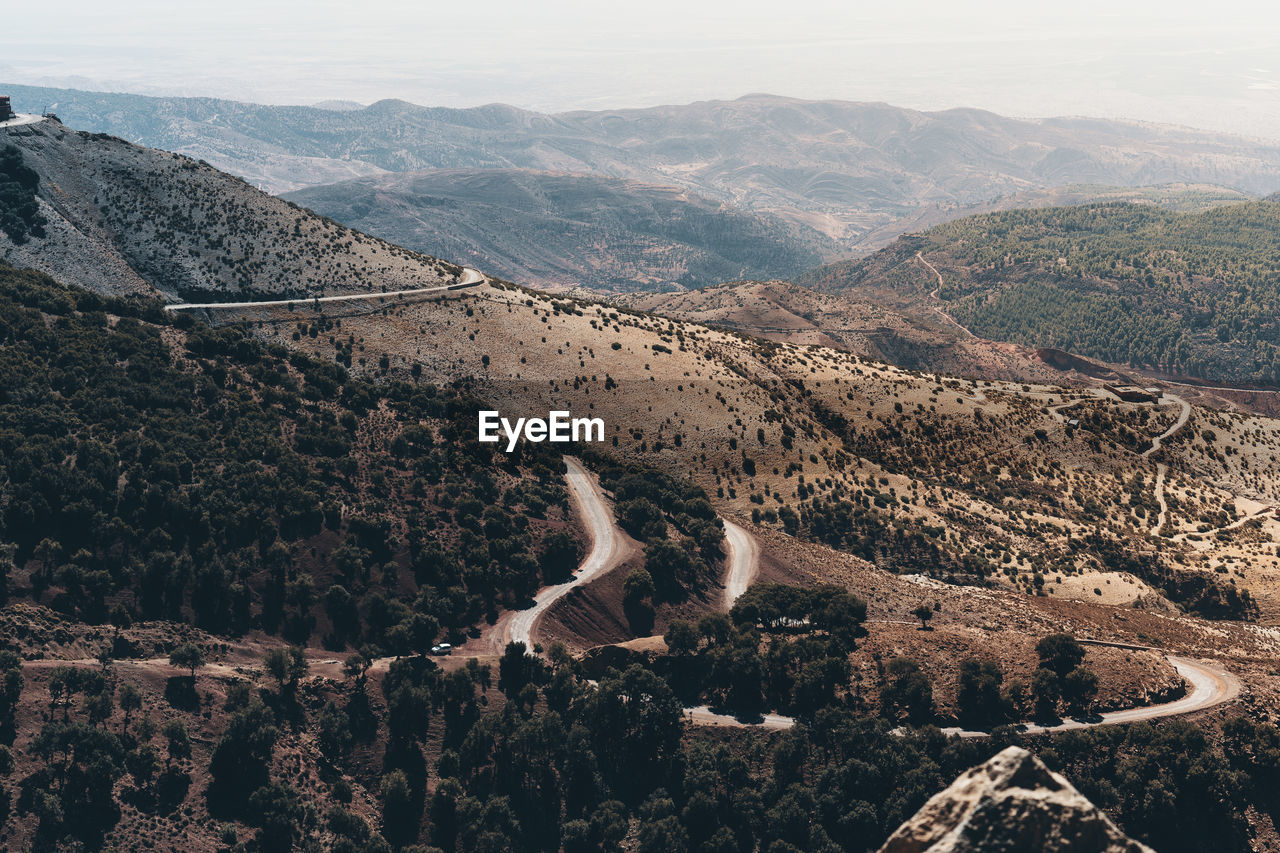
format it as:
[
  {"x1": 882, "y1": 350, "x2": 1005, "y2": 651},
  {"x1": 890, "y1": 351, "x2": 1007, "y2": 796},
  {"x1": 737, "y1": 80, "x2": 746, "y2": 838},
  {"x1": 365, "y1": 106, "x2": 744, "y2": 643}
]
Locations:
[
  {"x1": 1171, "y1": 505, "x2": 1278, "y2": 543},
  {"x1": 1142, "y1": 393, "x2": 1189, "y2": 534},
  {"x1": 916, "y1": 252, "x2": 975, "y2": 339},
  {"x1": 686, "y1": 650, "x2": 1238, "y2": 734},
  {"x1": 1153, "y1": 464, "x2": 1170, "y2": 533},
  {"x1": 942, "y1": 653, "x2": 1239, "y2": 738},
  {"x1": 721, "y1": 519, "x2": 759, "y2": 610},
  {"x1": 1144, "y1": 393, "x2": 1191, "y2": 459}
]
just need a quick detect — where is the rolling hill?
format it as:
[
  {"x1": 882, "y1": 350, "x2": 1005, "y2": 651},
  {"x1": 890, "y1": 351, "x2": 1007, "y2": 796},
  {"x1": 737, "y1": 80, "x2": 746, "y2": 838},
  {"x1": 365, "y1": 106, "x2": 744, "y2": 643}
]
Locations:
[
  {"x1": 9, "y1": 118, "x2": 1280, "y2": 852},
  {"x1": 0, "y1": 118, "x2": 459, "y2": 300},
  {"x1": 803, "y1": 199, "x2": 1280, "y2": 388},
  {"x1": 284, "y1": 169, "x2": 831, "y2": 291},
  {"x1": 5, "y1": 117, "x2": 1277, "y2": 617}
]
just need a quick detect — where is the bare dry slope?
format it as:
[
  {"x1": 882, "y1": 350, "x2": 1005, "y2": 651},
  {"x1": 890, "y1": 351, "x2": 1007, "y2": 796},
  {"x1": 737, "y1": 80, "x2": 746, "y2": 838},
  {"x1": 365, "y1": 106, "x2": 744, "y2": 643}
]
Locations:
[{"x1": 0, "y1": 119, "x2": 461, "y2": 299}]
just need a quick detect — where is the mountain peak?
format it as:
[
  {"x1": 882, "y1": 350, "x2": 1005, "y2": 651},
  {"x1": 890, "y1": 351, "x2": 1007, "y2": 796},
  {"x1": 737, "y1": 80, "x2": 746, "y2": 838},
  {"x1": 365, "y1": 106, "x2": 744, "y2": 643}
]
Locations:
[{"x1": 879, "y1": 746, "x2": 1153, "y2": 853}]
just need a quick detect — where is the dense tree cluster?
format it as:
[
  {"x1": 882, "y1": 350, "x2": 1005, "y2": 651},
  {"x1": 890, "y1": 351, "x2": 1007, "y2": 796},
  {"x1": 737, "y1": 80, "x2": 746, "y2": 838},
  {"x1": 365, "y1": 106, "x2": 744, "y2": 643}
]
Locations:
[
  {"x1": 327, "y1": 645, "x2": 1267, "y2": 853},
  {"x1": 659, "y1": 583, "x2": 867, "y2": 719},
  {"x1": 924, "y1": 201, "x2": 1280, "y2": 385},
  {"x1": 0, "y1": 264, "x2": 572, "y2": 654},
  {"x1": 0, "y1": 146, "x2": 46, "y2": 244},
  {"x1": 582, "y1": 450, "x2": 724, "y2": 628}
]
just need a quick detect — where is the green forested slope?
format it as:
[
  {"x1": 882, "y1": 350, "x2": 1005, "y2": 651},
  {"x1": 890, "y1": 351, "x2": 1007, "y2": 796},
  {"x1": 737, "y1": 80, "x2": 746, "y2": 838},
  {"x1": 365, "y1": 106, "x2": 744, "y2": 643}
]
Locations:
[
  {"x1": 806, "y1": 199, "x2": 1280, "y2": 385},
  {"x1": 0, "y1": 263, "x2": 572, "y2": 648}
]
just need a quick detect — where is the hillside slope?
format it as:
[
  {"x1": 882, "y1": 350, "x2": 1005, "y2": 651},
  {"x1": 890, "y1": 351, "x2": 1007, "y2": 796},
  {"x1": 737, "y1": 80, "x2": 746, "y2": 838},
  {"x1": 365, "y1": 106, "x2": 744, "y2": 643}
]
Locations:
[
  {"x1": 6, "y1": 121, "x2": 1278, "y2": 622},
  {"x1": 0, "y1": 119, "x2": 460, "y2": 300},
  {"x1": 803, "y1": 199, "x2": 1280, "y2": 387},
  {"x1": 285, "y1": 169, "x2": 829, "y2": 291},
  {"x1": 9, "y1": 126, "x2": 1280, "y2": 853}
]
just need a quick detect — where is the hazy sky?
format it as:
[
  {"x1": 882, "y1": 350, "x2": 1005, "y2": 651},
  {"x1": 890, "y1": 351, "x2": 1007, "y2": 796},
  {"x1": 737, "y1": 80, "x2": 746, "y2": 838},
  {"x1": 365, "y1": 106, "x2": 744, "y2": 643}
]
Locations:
[{"x1": 4, "y1": 0, "x2": 1280, "y2": 138}]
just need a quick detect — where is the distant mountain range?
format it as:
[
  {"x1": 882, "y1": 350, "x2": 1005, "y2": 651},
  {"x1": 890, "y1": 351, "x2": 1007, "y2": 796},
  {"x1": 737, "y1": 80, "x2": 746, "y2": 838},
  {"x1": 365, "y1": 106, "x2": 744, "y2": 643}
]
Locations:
[{"x1": 8, "y1": 85, "x2": 1280, "y2": 292}]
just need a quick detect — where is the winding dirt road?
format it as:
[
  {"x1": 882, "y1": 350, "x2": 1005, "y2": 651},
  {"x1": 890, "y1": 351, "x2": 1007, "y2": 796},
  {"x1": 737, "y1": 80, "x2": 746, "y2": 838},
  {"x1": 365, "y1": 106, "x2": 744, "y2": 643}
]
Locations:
[
  {"x1": 941, "y1": 653, "x2": 1239, "y2": 738},
  {"x1": 686, "y1": 649, "x2": 1238, "y2": 735},
  {"x1": 916, "y1": 252, "x2": 975, "y2": 339},
  {"x1": 503, "y1": 456, "x2": 633, "y2": 651},
  {"x1": 1143, "y1": 393, "x2": 1190, "y2": 534},
  {"x1": 1144, "y1": 393, "x2": 1191, "y2": 460},
  {"x1": 721, "y1": 519, "x2": 760, "y2": 610},
  {"x1": 162, "y1": 266, "x2": 485, "y2": 311},
  {"x1": 1050, "y1": 391, "x2": 1190, "y2": 535}
]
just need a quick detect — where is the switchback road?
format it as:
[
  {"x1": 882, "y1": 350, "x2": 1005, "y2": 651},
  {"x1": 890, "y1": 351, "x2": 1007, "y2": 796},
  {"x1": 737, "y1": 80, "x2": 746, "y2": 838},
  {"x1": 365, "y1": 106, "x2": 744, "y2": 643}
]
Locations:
[{"x1": 506, "y1": 456, "x2": 634, "y2": 650}]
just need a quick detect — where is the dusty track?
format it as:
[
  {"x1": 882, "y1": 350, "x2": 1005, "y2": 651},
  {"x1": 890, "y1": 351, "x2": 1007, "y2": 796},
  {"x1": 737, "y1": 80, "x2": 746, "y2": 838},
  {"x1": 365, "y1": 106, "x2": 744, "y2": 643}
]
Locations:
[
  {"x1": 477, "y1": 457, "x2": 636, "y2": 655},
  {"x1": 686, "y1": 650, "x2": 1238, "y2": 735},
  {"x1": 1143, "y1": 393, "x2": 1189, "y2": 534},
  {"x1": 721, "y1": 520, "x2": 759, "y2": 610},
  {"x1": 916, "y1": 252, "x2": 975, "y2": 339},
  {"x1": 942, "y1": 653, "x2": 1239, "y2": 738}
]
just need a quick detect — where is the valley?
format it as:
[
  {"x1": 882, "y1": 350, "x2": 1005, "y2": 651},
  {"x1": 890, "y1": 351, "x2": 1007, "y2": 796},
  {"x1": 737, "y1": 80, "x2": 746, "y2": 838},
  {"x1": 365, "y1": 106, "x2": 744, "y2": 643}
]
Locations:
[
  {"x1": 5, "y1": 112, "x2": 1280, "y2": 851},
  {"x1": 284, "y1": 170, "x2": 830, "y2": 292},
  {"x1": 10, "y1": 84, "x2": 1280, "y2": 293}
]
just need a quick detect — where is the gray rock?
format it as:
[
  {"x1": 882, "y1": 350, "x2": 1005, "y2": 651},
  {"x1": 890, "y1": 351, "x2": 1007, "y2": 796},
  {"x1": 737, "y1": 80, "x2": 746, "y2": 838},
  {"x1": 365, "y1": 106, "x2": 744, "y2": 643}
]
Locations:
[{"x1": 879, "y1": 746, "x2": 1154, "y2": 853}]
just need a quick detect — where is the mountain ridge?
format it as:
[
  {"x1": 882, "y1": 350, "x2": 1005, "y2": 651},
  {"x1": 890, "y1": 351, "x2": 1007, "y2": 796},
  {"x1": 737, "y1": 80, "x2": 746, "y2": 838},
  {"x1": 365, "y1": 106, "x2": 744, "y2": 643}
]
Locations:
[
  {"x1": 803, "y1": 198, "x2": 1280, "y2": 387},
  {"x1": 0, "y1": 119, "x2": 460, "y2": 300},
  {"x1": 8, "y1": 84, "x2": 1278, "y2": 258}
]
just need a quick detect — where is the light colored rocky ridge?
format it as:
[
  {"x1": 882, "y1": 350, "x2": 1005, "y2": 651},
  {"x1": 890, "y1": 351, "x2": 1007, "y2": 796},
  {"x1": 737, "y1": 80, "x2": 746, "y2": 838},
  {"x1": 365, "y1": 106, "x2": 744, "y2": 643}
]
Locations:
[{"x1": 879, "y1": 746, "x2": 1153, "y2": 853}]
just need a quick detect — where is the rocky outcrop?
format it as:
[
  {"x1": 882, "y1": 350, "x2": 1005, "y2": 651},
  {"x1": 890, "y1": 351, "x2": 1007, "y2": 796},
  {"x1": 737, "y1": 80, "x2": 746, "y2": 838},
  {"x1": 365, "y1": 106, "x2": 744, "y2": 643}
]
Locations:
[{"x1": 878, "y1": 746, "x2": 1153, "y2": 853}]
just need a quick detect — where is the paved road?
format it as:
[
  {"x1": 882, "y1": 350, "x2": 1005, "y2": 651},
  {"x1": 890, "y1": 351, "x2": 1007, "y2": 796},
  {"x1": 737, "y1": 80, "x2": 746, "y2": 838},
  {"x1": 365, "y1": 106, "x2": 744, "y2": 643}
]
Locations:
[
  {"x1": 507, "y1": 457, "x2": 632, "y2": 650},
  {"x1": 163, "y1": 266, "x2": 484, "y2": 311},
  {"x1": 721, "y1": 519, "x2": 759, "y2": 610}
]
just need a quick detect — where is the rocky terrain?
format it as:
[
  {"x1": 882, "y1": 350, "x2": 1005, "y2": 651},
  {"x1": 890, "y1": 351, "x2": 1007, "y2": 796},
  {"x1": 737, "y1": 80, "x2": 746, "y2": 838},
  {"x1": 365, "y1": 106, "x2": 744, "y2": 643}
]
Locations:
[{"x1": 879, "y1": 746, "x2": 1153, "y2": 853}]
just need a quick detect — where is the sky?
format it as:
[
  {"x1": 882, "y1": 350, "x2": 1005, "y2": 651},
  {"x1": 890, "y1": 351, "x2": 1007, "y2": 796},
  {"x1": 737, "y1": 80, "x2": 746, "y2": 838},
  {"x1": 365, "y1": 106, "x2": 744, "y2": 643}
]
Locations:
[{"x1": 4, "y1": 0, "x2": 1280, "y2": 138}]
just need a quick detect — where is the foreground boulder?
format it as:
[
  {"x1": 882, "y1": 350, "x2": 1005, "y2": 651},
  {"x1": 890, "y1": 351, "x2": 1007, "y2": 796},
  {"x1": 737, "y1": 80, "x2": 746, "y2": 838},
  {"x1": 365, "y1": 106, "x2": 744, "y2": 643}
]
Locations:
[{"x1": 879, "y1": 746, "x2": 1153, "y2": 853}]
